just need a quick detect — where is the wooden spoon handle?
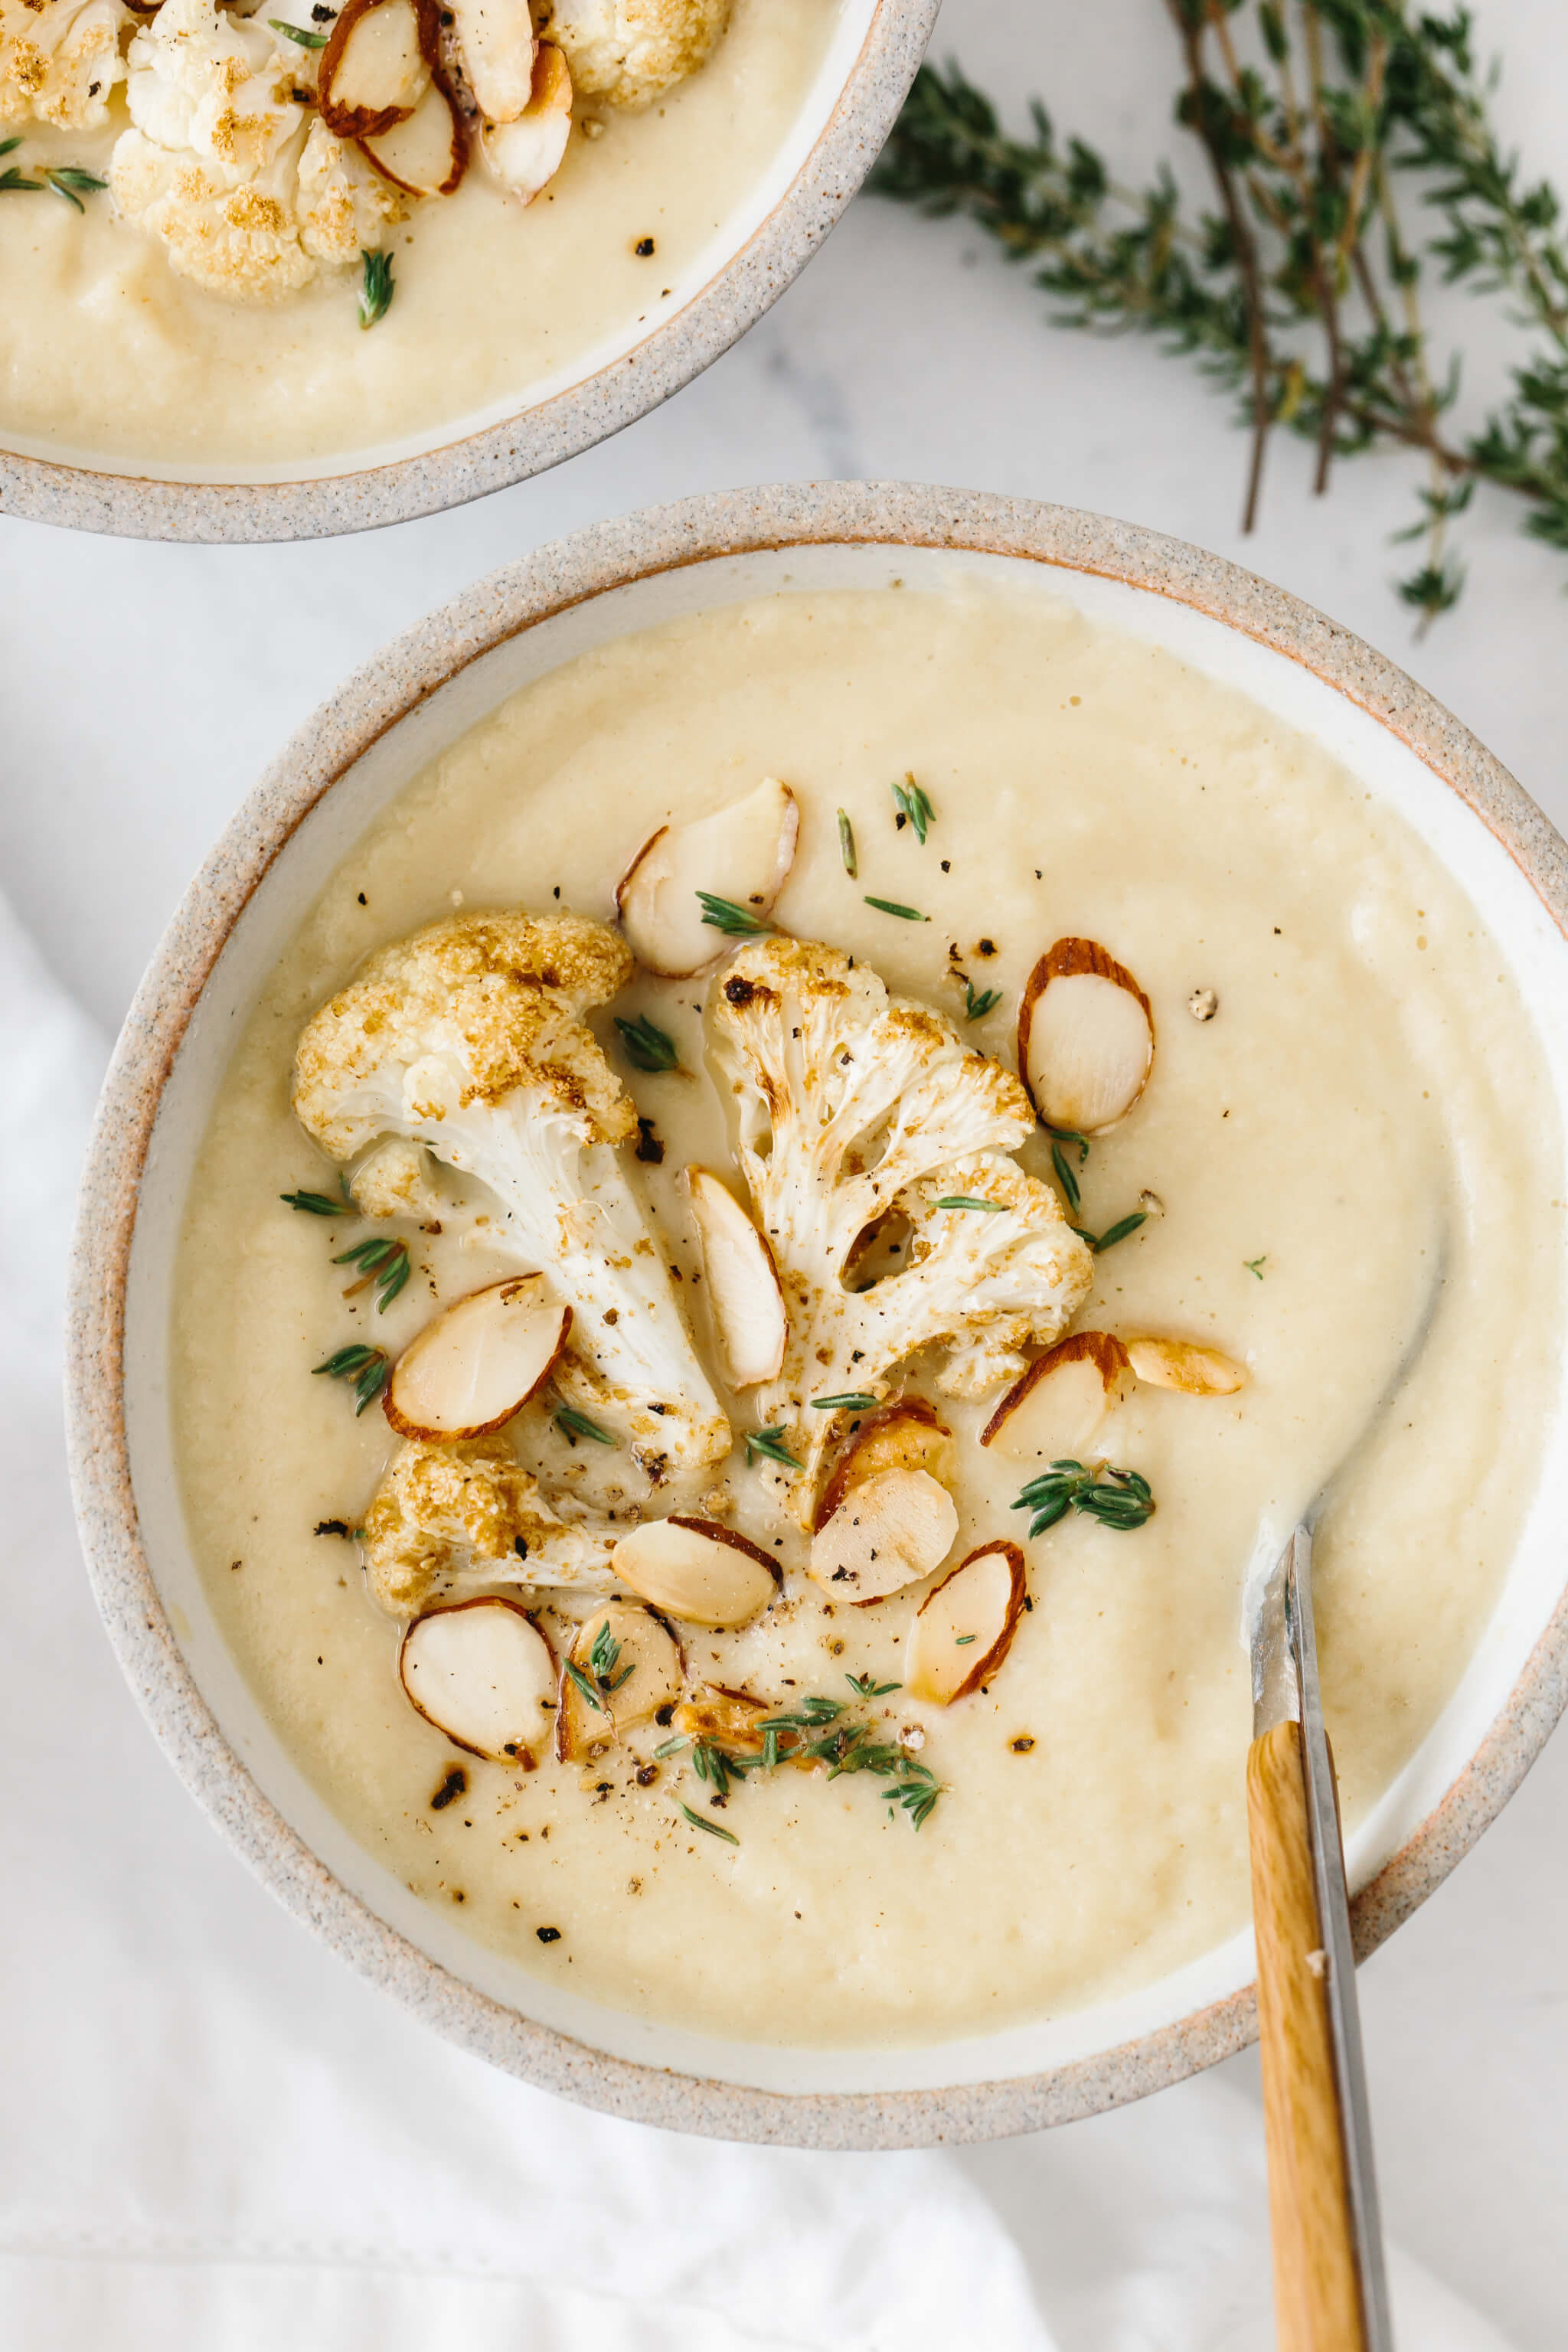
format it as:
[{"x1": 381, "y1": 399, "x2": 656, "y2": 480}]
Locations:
[{"x1": 1247, "y1": 1719, "x2": 1369, "y2": 2352}]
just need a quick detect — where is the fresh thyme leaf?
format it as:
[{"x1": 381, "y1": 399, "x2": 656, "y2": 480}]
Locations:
[
  {"x1": 1012, "y1": 1458, "x2": 1156, "y2": 1533},
  {"x1": 312, "y1": 1342, "x2": 389, "y2": 1414},
  {"x1": 270, "y1": 16, "x2": 328, "y2": 41},
  {"x1": 613, "y1": 1011, "x2": 680, "y2": 1073},
  {"x1": 555, "y1": 1404, "x2": 616, "y2": 1447},
  {"x1": 679, "y1": 1802, "x2": 739, "y2": 1845},
  {"x1": 652, "y1": 1734, "x2": 690, "y2": 1759},
  {"x1": 812, "y1": 1392, "x2": 880, "y2": 1410},
  {"x1": 745, "y1": 1426, "x2": 802, "y2": 1468},
  {"x1": 964, "y1": 982, "x2": 1001, "y2": 1021},
  {"x1": 564, "y1": 1659, "x2": 604, "y2": 1714},
  {"x1": 1050, "y1": 1138, "x2": 1082, "y2": 1214},
  {"x1": 697, "y1": 890, "x2": 772, "y2": 936},
  {"x1": 1070, "y1": 1211, "x2": 1149, "y2": 1254},
  {"x1": 838, "y1": 808, "x2": 858, "y2": 877},
  {"x1": 358, "y1": 246, "x2": 393, "y2": 329},
  {"x1": 332, "y1": 1233, "x2": 411, "y2": 1310},
  {"x1": 954, "y1": 1633, "x2": 978, "y2": 1645},
  {"x1": 890, "y1": 774, "x2": 935, "y2": 843},
  {"x1": 588, "y1": 1622, "x2": 620, "y2": 1681},
  {"x1": 0, "y1": 163, "x2": 42, "y2": 193},
  {"x1": 1245, "y1": 1255, "x2": 1269, "y2": 1279},
  {"x1": 0, "y1": 136, "x2": 21, "y2": 155},
  {"x1": 931, "y1": 1194, "x2": 1005, "y2": 1213},
  {"x1": 43, "y1": 165, "x2": 106, "y2": 211},
  {"x1": 863, "y1": 896, "x2": 929, "y2": 922},
  {"x1": 280, "y1": 1182, "x2": 351, "y2": 1215},
  {"x1": 848, "y1": 1672, "x2": 902, "y2": 1697}
]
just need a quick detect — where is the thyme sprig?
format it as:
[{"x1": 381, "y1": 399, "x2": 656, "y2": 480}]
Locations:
[
  {"x1": 847, "y1": 1671, "x2": 902, "y2": 1698},
  {"x1": 891, "y1": 774, "x2": 936, "y2": 842},
  {"x1": 932, "y1": 1194, "x2": 1006, "y2": 1213},
  {"x1": 614, "y1": 1012, "x2": 680, "y2": 1073},
  {"x1": 1046, "y1": 1125, "x2": 1089, "y2": 1215},
  {"x1": 680, "y1": 1688, "x2": 942, "y2": 1831},
  {"x1": 872, "y1": 15, "x2": 1568, "y2": 623},
  {"x1": 312, "y1": 1342, "x2": 389, "y2": 1414},
  {"x1": 565, "y1": 1623, "x2": 635, "y2": 1720},
  {"x1": 838, "y1": 808, "x2": 858, "y2": 877},
  {"x1": 333, "y1": 1233, "x2": 412, "y2": 1309},
  {"x1": 44, "y1": 165, "x2": 106, "y2": 210},
  {"x1": 358, "y1": 247, "x2": 393, "y2": 329},
  {"x1": 555, "y1": 1403, "x2": 616, "y2": 1447},
  {"x1": 697, "y1": 890, "x2": 772, "y2": 936},
  {"x1": 1012, "y1": 1459, "x2": 1156, "y2": 1537},
  {"x1": 864, "y1": 896, "x2": 929, "y2": 923},
  {"x1": 679, "y1": 1801, "x2": 740, "y2": 1844},
  {"x1": 745, "y1": 1426, "x2": 802, "y2": 1468},
  {"x1": 0, "y1": 136, "x2": 39, "y2": 192},
  {"x1": 964, "y1": 982, "x2": 1002, "y2": 1021},
  {"x1": 812, "y1": 1391, "x2": 880, "y2": 1410},
  {"x1": 281, "y1": 1178, "x2": 352, "y2": 1215},
  {"x1": 1071, "y1": 1210, "x2": 1150, "y2": 1254}
]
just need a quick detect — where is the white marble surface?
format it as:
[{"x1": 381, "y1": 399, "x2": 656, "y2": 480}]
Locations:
[{"x1": 3, "y1": 0, "x2": 1567, "y2": 2342}]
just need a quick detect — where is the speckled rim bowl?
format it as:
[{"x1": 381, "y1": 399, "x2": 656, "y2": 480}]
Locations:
[
  {"x1": 67, "y1": 484, "x2": 1568, "y2": 2147},
  {"x1": 0, "y1": 3, "x2": 937, "y2": 545}
]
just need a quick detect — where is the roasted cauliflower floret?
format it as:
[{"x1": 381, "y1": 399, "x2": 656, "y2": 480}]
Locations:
[
  {"x1": 1, "y1": 0, "x2": 126, "y2": 128},
  {"x1": 363, "y1": 1435, "x2": 619, "y2": 1616},
  {"x1": 349, "y1": 1137, "x2": 443, "y2": 1223},
  {"x1": 293, "y1": 910, "x2": 730, "y2": 1473},
  {"x1": 707, "y1": 937, "x2": 1094, "y2": 1519},
  {"x1": 542, "y1": 0, "x2": 726, "y2": 109},
  {"x1": 111, "y1": 0, "x2": 397, "y2": 299}
]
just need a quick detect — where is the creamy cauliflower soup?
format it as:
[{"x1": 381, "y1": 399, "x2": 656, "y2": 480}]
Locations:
[
  {"x1": 0, "y1": 0, "x2": 837, "y2": 471},
  {"x1": 171, "y1": 586, "x2": 1561, "y2": 2047}
]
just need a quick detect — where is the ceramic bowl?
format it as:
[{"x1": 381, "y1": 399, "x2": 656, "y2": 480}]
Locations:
[
  {"x1": 67, "y1": 484, "x2": 1568, "y2": 2147},
  {"x1": 0, "y1": 3, "x2": 936, "y2": 544}
]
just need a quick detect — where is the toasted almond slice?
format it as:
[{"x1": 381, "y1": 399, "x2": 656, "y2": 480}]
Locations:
[
  {"x1": 808, "y1": 1466, "x2": 959, "y2": 1605},
  {"x1": 979, "y1": 1331, "x2": 1135, "y2": 1462},
  {"x1": 612, "y1": 1515, "x2": 781, "y2": 1628},
  {"x1": 1018, "y1": 938, "x2": 1155, "y2": 1134},
  {"x1": 616, "y1": 779, "x2": 799, "y2": 977},
  {"x1": 399, "y1": 1597, "x2": 556, "y2": 1763},
  {"x1": 481, "y1": 38, "x2": 570, "y2": 199},
  {"x1": 448, "y1": 0, "x2": 535, "y2": 122},
  {"x1": 318, "y1": 0, "x2": 435, "y2": 140},
  {"x1": 384, "y1": 1276, "x2": 569, "y2": 1441},
  {"x1": 814, "y1": 1399, "x2": 955, "y2": 1533},
  {"x1": 554, "y1": 1600, "x2": 684, "y2": 1759},
  {"x1": 671, "y1": 1684, "x2": 769, "y2": 1752},
  {"x1": 1125, "y1": 1335, "x2": 1247, "y2": 1396},
  {"x1": 360, "y1": 69, "x2": 467, "y2": 194},
  {"x1": 686, "y1": 1169, "x2": 786, "y2": 1388},
  {"x1": 904, "y1": 1540, "x2": 1027, "y2": 1704}
]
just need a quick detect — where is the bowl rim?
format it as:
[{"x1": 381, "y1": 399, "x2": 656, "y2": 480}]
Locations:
[
  {"x1": 66, "y1": 482, "x2": 1568, "y2": 2148},
  {"x1": 0, "y1": 0, "x2": 938, "y2": 546}
]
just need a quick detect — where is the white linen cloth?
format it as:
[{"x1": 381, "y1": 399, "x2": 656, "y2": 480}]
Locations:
[{"x1": 0, "y1": 881, "x2": 1543, "y2": 2349}]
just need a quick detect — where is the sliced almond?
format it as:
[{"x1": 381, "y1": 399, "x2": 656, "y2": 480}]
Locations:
[
  {"x1": 447, "y1": 0, "x2": 535, "y2": 123},
  {"x1": 979, "y1": 1331, "x2": 1135, "y2": 1462},
  {"x1": 1125, "y1": 1335, "x2": 1247, "y2": 1396},
  {"x1": 384, "y1": 1276, "x2": 570, "y2": 1441},
  {"x1": 554, "y1": 1600, "x2": 684, "y2": 1759},
  {"x1": 612, "y1": 1515, "x2": 781, "y2": 1628},
  {"x1": 814, "y1": 1399, "x2": 955, "y2": 1533},
  {"x1": 616, "y1": 779, "x2": 799, "y2": 978},
  {"x1": 671, "y1": 1684, "x2": 769, "y2": 1753},
  {"x1": 904, "y1": 1541, "x2": 1027, "y2": 1705},
  {"x1": 1018, "y1": 938, "x2": 1155, "y2": 1135},
  {"x1": 686, "y1": 1168, "x2": 786, "y2": 1388},
  {"x1": 399, "y1": 1597, "x2": 557, "y2": 1764},
  {"x1": 481, "y1": 39, "x2": 570, "y2": 201},
  {"x1": 808, "y1": 1466, "x2": 959, "y2": 1605},
  {"x1": 360, "y1": 70, "x2": 467, "y2": 195},
  {"x1": 318, "y1": 0, "x2": 435, "y2": 140}
]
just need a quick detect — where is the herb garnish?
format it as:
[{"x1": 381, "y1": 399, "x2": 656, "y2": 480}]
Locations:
[
  {"x1": 697, "y1": 890, "x2": 772, "y2": 936},
  {"x1": 679, "y1": 1801, "x2": 740, "y2": 1845},
  {"x1": 281, "y1": 1178, "x2": 352, "y2": 1215},
  {"x1": 1245, "y1": 1255, "x2": 1269, "y2": 1279},
  {"x1": 1011, "y1": 1459, "x2": 1156, "y2": 1537},
  {"x1": 837, "y1": 808, "x2": 858, "y2": 877},
  {"x1": 812, "y1": 1392, "x2": 880, "y2": 1411},
  {"x1": 270, "y1": 16, "x2": 329, "y2": 41},
  {"x1": 358, "y1": 247, "x2": 393, "y2": 329},
  {"x1": 891, "y1": 774, "x2": 935, "y2": 843},
  {"x1": 964, "y1": 982, "x2": 1001, "y2": 1021},
  {"x1": 614, "y1": 1012, "x2": 680, "y2": 1073},
  {"x1": 678, "y1": 1689, "x2": 942, "y2": 1831},
  {"x1": 312, "y1": 1342, "x2": 389, "y2": 1414},
  {"x1": 333, "y1": 1233, "x2": 412, "y2": 1309},
  {"x1": 555, "y1": 1404, "x2": 616, "y2": 1447},
  {"x1": 1046, "y1": 1125, "x2": 1089, "y2": 1214},
  {"x1": 0, "y1": 137, "x2": 41, "y2": 193},
  {"x1": 864, "y1": 896, "x2": 929, "y2": 923},
  {"x1": 931, "y1": 1194, "x2": 1005, "y2": 1213},
  {"x1": 846, "y1": 1671, "x2": 901, "y2": 1698},
  {"x1": 42, "y1": 165, "x2": 106, "y2": 211},
  {"x1": 1070, "y1": 1211, "x2": 1149, "y2": 1255},
  {"x1": 745, "y1": 1426, "x2": 802, "y2": 1468}
]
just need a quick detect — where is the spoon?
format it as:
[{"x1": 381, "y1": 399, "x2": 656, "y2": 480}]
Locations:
[{"x1": 1245, "y1": 1262, "x2": 1442, "y2": 2349}]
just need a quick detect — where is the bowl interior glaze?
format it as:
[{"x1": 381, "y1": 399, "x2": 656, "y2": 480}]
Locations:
[{"x1": 70, "y1": 488, "x2": 1568, "y2": 2145}]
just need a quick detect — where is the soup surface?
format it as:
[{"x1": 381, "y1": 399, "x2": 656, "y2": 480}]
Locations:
[
  {"x1": 0, "y1": 0, "x2": 836, "y2": 473},
  {"x1": 172, "y1": 584, "x2": 1561, "y2": 2048}
]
